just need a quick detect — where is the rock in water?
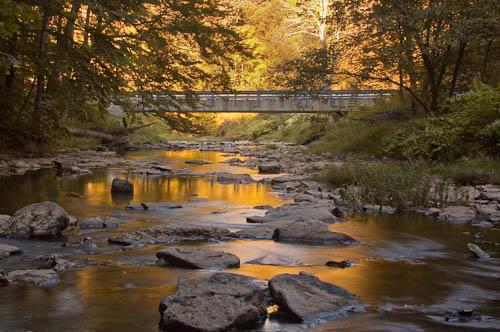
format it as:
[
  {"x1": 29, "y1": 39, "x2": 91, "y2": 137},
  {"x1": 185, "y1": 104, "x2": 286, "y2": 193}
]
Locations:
[
  {"x1": 258, "y1": 162, "x2": 281, "y2": 174},
  {"x1": 79, "y1": 216, "x2": 123, "y2": 229},
  {"x1": 247, "y1": 202, "x2": 337, "y2": 224},
  {"x1": 438, "y1": 206, "x2": 476, "y2": 222},
  {"x1": 325, "y1": 260, "x2": 355, "y2": 268},
  {"x1": 467, "y1": 243, "x2": 490, "y2": 259},
  {"x1": 109, "y1": 223, "x2": 234, "y2": 245},
  {"x1": 6, "y1": 269, "x2": 60, "y2": 287},
  {"x1": 111, "y1": 178, "x2": 134, "y2": 194},
  {"x1": 156, "y1": 247, "x2": 240, "y2": 269},
  {"x1": 216, "y1": 172, "x2": 253, "y2": 184},
  {"x1": 269, "y1": 272, "x2": 363, "y2": 322},
  {"x1": 0, "y1": 244, "x2": 22, "y2": 259},
  {"x1": 0, "y1": 202, "x2": 71, "y2": 238},
  {"x1": 159, "y1": 272, "x2": 269, "y2": 332},
  {"x1": 272, "y1": 221, "x2": 358, "y2": 246},
  {"x1": 0, "y1": 215, "x2": 11, "y2": 233},
  {"x1": 185, "y1": 159, "x2": 212, "y2": 165}
]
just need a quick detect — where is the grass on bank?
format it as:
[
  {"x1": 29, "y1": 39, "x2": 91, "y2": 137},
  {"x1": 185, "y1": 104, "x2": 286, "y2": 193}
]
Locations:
[{"x1": 318, "y1": 161, "x2": 474, "y2": 210}]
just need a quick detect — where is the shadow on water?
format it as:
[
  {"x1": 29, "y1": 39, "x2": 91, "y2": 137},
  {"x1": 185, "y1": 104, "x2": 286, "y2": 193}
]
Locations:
[{"x1": 0, "y1": 150, "x2": 499, "y2": 331}]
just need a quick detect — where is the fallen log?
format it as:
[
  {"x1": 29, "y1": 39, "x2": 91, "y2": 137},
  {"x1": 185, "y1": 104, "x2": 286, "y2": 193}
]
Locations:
[{"x1": 64, "y1": 123, "x2": 157, "y2": 148}]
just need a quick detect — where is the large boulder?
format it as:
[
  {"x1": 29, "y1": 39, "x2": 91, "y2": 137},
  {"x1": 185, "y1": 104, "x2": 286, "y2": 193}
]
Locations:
[
  {"x1": 111, "y1": 178, "x2": 134, "y2": 194},
  {"x1": 156, "y1": 247, "x2": 240, "y2": 269},
  {"x1": 6, "y1": 269, "x2": 60, "y2": 287},
  {"x1": 258, "y1": 162, "x2": 281, "y2": 174},
  {"x1": 0, "y1": 202, "x2": 71, "y2": 238},
  {"x1": 0, "y1": 244, "x2": 22, "y2": 259},
  {"x1": 109, "y1": 223, "x2": 235, "y2": 246},
  {"x1": 216, "y1": 173, "x2": 253, "y2": 184},
  {"x1": 159, "y1": 273, "x2": 269, "y2": 332},
  {"x1": 272, "y1": 221, "x2": 358, "y2": 246},
  {"x1": 269, "y1": 272, "x2": 363, "y2": 322}
]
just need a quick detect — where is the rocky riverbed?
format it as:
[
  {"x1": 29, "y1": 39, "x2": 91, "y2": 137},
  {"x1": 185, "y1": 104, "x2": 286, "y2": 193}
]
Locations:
[{"x1": 0, "y1": 143, "x2": 499, "y2": 331}]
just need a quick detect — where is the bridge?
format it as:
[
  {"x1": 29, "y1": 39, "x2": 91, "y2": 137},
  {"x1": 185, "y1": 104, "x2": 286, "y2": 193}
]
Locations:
[{"x1": 109, "y1": 90, "x2": 393, "y2": 116}]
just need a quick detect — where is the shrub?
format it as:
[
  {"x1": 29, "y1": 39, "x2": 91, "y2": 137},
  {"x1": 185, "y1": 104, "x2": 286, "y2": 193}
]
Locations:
[
  {"x1": 384, "y1": 85, "x2": 500, "y2": 161},
  {"x1": 319, "y1": 162, "x2": 468, "y2": 209},
  {"x1": 433, "y1": 158, "x2": 500, "y2": 185}
]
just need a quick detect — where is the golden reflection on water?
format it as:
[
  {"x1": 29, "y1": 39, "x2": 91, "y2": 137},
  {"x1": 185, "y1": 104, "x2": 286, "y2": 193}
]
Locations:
[
  {"x1": 126, "y1": 150, "x2": 257, "y2": 174},
  {"x1": 82, "y1": 173, "x2": 285, "y2": 208},
  {"x1": 79, "y1": 150, "x2": 285, "y2": 208}
]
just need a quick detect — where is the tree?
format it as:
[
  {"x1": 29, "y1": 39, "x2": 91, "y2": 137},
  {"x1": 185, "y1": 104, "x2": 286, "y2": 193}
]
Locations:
[
  {"x1": 0, "y1": 0, "x2": 246, "y2": 148},
  {"x1": 276, "y1": 0, "x2": 348, "y2": 90},
  {"x1": 344, "y1": 0, "x2": 500, "y2": 113}
]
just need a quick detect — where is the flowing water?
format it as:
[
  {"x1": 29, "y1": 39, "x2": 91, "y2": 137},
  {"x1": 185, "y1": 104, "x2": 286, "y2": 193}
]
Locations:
[{"x1": 0, "y1": 150, "x2": 499, "y2": 332}]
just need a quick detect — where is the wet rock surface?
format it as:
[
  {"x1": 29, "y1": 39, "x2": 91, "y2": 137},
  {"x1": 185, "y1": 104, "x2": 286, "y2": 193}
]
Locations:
[
  {"x1": 185, "y1": 159, "x2": 212, "y2": 165},
  {"x1": 216, "y1": 172, "x2": 253, "y2": 184},
  {"x1": 159, "y1": 272, "x2": 269, "y2": 332},
  {"x1": 109, "y1": 223, "x2": 235, "y2": 245},
  {"x1": 272, "y1": 221, "x2": 358, "y2": 246},
  {"x1": 467, "y1": 243, "x2": 490, "y2": 259},
  {"x1": 156, "y1": 247, "x2": 240, "y2": 269},
  {"x1": 0, "y1": 244, "x2": 22, "y2": 258},
  {"x1": 6, "y1": 269, "x2": 60, "y2": 287},
  {"x1": 247, "y1": 202, "x2": 338, "y2": 224},
  {"x1": 79, "y1": 216, "x2": 123, "y2": 229},
  {"x1": 0, "y1": 202, "x2": 71, "y2": 238},
  {"x1": 269, "y1": 272, "x2": 363, "y2": 322},
  {"x1": 439, "y1": 206, "x2": 477, "y2": 222},
  {"x1": 111, "y1": 178, "x2": 134, "y2": 194},
  {"x1": 258, "y1": 162, "x2": 281, "y2": 174}
]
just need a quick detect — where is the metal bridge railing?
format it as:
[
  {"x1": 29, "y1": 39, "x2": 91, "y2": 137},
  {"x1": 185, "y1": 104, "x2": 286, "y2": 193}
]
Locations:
[{"x1": 134, "y1": 90, "x2": 394, "y2": 102}]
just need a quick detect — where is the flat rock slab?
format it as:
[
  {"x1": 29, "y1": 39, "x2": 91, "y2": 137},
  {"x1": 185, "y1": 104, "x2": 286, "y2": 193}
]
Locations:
[
  {"x1": 0, "y1": 244, "x2": 22, "y2": 259},
  {"x1": 185, "y1": 160, "x2": 212, "y2": 165},
  {"x1": 109, "y1": 223, "x2": 235, "y2": 246},
  {"x1": 156, "y1": 247, "x2": 240, "y2": 269},
  {"x1": 6, "y1": 269, "x2": 60, "y2": 287},
  {"x1": 0, "y1": 202, "x2": 71, "y2": 238},
  {"x1": 438, "y1": 206, "x2": 477, "y2": 222},
  {"x1": 258, "y1": 162, "x2": 281, "y2": 174},
  {"x1": 216, "y1": 172, "x2": 253, "y2": 184},
  {"x1": 247, "y1": 202, "x2": 337, "y2": 224},
  {"x1": 79, "y1": 216, "x2": 123, "y2": 229},
  {"x1": 159, "y1": 272, "x2": 269, "y2": 332},
  {"x1": 272, "y1": 221, "x2": 358, "y2": 246},
  {"x1": 269, "y1": 272, "x2": 363, "y2": 322}
]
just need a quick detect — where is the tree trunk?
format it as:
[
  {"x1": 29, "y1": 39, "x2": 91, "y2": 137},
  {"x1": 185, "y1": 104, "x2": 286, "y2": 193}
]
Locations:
[
  {"x1": 449, "y1": 41, "x2": 466, "y2": 97},
  {"x1": 34, "y1": 2, "x2": 50, "y2": 117}
]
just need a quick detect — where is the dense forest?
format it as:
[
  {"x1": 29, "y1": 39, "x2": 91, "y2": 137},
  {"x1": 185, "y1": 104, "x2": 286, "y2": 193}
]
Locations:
[{"x1": 0, "y1": 0, "x2": 499, "y2": 155}]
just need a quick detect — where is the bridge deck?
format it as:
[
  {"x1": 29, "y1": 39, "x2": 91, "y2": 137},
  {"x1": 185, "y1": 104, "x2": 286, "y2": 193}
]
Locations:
[{"x1": 111, "y1": 90, "x2": 394, "y2": 114}]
